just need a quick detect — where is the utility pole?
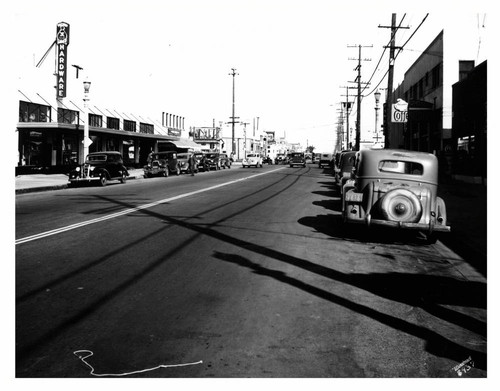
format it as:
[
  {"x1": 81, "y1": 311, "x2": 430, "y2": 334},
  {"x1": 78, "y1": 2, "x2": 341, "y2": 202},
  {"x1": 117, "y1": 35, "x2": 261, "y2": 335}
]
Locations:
[
  {"x1": 379, "y1": 14, "x2": 409, "y2": 148},
  {"x1": 228, "y1": 68, "x2": 239, "y2": 156},
  {"x1": 340, "y1": 85, "x2": 355, "y2": 149},
  {"x1": 348, "y1": 44, "x2": 371, "y2": 150}
]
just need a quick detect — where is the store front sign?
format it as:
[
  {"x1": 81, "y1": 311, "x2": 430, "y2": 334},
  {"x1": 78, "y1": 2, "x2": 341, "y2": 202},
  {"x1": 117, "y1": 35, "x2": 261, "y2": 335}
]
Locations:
[
  {"x1": 56, "y1": 22, "x2": 70, "y2": 98},
  {"x1": 391, "y1": 98, "x2": 408, "y2": 123}
]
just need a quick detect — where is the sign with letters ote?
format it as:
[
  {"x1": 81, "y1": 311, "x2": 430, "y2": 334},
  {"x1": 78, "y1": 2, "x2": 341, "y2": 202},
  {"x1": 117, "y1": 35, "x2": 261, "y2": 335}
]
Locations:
[
  {"x1": 56, "y1": 22, "x2": 70, "y2": 98},
  {"x1": 391, "y1": 99, "x2": 408, "y2": 123}
]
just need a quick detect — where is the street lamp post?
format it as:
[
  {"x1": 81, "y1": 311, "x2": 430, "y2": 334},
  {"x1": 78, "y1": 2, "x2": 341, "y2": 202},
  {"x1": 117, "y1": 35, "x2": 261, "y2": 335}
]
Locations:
[
  {"x1": 82, "y1": 79, "x2": 91, "y2": 167},
  {"x1": 374, "y1": 89, "x2": 381, "y2": 144}
]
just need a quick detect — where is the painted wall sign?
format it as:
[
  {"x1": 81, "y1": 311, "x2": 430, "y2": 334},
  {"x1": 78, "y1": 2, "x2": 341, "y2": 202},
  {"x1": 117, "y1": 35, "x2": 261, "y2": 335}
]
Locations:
[{"x1": 56, "y1": 22, "x2": 70, "y2": 98}]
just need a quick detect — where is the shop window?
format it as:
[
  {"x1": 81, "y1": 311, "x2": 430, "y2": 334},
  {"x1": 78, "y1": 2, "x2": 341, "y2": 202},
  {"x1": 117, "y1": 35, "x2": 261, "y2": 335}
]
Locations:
[
  {"x1": 89, "y1": 113, "x2": 103, "y2": 127},
  {"x1": 124, "y1": 120, "x2": 136, "y2": 132},
  {"x1": 57, "y1": 107, "x2": 79, "y2": 124},
  {"x1": 107, "y1": 116, "x2": 120, "y2": 130},
  {"x1": 19, "y1": 101, "x2": 51, "y2": 123},
  {"x1": 139, "y1": 122, "x2": 154, "y2": 134}
]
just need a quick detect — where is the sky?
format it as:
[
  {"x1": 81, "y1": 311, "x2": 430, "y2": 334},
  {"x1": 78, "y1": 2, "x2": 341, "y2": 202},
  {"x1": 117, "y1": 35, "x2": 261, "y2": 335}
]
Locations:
[{"x1": 4, "y1": 0, "x2": 493, "y2": 153}]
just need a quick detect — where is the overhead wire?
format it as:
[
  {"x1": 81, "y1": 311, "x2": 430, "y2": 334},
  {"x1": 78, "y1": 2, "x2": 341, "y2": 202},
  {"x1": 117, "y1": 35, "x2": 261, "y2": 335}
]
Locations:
[{"x1": 347, "y1": 14, "x2": 407, "y2": 121}]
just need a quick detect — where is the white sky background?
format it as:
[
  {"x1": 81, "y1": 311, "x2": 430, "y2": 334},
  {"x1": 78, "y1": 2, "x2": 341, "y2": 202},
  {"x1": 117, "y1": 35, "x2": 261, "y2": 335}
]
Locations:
[{"x1": 7, "y1": 0, "x2": 492, "y2": 152}]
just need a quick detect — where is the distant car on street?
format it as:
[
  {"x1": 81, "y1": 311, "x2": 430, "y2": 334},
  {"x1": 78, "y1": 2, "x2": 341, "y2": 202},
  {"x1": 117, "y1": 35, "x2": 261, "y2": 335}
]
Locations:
[
  {"x1": 242, "y1": 153, "x2": 263, "y2": 168},
  {"x1": 274, "y1": 154, "x2": 286, "y2": 164},
  {"x1": 342, "y1": 149, "x2": 450, "y2": 243},
  {"x1": 289, "y1": 152, "x2": 306, "y2": 167},
  {"x1": 219, "y1": 153, "x2": 232, "y2": 169},
  {"x1": 68, "y1": 151, "x2": 128, "y2": 187},
  {"x1": 177, "y1": 152, "x2": 196, "y2": 173},
  {"x1": 200, "y1": 152, "x2": 221, "y2": 171},
  {"x1": 143, "y1": 151, "x2": 180, "y2": 178},
  {"x1": 193, "y1": 152, "x2": 205, "y2": 171},
  {"x1": 318, "y1": 153, "x2": 333, "y2": 168},
  {"x1": 335, "y1": 151, "x2": 356, "y2": 193}
]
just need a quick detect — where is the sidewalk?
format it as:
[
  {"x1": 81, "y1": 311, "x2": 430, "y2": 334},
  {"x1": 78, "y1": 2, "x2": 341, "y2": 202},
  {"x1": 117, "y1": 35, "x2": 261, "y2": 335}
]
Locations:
[
  {"x1": 437, "y1": 182, "x2": 487, "y2": 275},
  {"x1": 15, "y1": 168, "x2": 143, "y2": 194}
]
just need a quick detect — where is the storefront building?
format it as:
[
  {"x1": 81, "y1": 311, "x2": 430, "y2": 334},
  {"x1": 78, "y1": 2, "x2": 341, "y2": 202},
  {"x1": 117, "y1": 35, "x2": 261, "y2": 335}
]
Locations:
[
  {"x1": 16, "y1": 91, "x2": 199, "y2": 175},
  {"x1": 390, "y1": 26, "x2": 487, "y2": 182}
]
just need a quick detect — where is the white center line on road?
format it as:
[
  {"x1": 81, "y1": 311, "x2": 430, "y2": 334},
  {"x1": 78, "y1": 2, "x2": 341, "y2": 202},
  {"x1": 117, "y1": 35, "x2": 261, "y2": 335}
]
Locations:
[{"x1": 16, "y1": 167, "x2": 287, "y2": 245}]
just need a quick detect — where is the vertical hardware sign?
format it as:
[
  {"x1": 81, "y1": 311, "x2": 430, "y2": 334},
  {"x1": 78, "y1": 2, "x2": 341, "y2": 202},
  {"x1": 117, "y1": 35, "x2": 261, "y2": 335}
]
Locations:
[{"x1": 56, "y1": 22, "x2": 70, "y2": 98}]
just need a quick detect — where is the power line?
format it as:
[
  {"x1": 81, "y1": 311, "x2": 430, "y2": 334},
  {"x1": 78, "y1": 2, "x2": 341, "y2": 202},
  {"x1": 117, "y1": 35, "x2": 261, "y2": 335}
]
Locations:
[{"x1": 361, "y1": 14, "x2": 407, "y2": 99}]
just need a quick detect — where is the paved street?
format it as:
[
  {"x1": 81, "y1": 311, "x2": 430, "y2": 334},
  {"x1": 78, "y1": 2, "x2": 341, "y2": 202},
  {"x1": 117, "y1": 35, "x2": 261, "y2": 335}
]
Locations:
[{"x1": 15, "y1": 165, "x2": 486, "y2": 377}]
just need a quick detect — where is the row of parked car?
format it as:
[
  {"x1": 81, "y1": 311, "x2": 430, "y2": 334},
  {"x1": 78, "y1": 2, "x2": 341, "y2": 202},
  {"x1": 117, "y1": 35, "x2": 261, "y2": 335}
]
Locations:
[
  {"x1": 68, "y1": 150, "x2": 276, "y2": 187},
  {"x1": 143, "y1": 151, "x2": 233, "y2": 177},
  {"x1": 68, "y1": 150, "x2": 233, "y2": 187},
  {"x1": 331, "y1": 148, "x2": 451, "y2": 244}
]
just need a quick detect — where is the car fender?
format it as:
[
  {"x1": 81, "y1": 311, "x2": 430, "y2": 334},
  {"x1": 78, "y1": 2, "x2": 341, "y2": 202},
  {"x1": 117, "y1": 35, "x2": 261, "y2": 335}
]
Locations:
[{"x1": 92, "y1": 167, "x2": 109, "y2": 179}]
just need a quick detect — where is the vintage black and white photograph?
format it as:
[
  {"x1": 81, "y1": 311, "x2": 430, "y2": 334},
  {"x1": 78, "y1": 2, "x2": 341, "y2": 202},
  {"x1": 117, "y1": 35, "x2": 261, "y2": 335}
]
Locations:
[{"x1": 7, "y1": 0, "x2": 494, "y2": 386}]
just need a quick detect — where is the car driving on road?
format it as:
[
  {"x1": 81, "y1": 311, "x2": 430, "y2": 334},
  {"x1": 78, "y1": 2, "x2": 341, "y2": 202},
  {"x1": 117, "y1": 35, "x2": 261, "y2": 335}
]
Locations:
[
  {"x1": 242, "y1": 153, "x2": 263, "y2": 168},
  {"x1": 289, "y1": 152, "x2": 306, "y2": 168}
]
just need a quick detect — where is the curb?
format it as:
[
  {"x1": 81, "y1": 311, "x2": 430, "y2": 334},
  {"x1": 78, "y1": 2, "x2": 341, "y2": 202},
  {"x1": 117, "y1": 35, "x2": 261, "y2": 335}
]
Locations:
[{"x1": 15, "y1": 174, "x2": 141, "y2": 195}]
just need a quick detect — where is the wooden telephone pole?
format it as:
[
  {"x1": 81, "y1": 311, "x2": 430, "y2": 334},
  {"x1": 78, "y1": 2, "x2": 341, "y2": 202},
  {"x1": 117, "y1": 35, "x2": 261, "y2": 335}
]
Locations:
[
  {"x1": 378, "y1": 14, "x2": 409, "y2": 148},
  {"x1": 348, "y1": 44, "x2": 372, "y2": 150}
]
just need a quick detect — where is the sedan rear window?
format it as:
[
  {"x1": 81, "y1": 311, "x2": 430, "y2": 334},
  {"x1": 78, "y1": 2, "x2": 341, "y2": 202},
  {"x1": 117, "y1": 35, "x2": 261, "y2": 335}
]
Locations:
[
  {"x1": 87, "y1": 155, "x2": 107, "y2": 162},
  {"x1": 378, "y1": 160, "x2": 423, "y2": 175}
]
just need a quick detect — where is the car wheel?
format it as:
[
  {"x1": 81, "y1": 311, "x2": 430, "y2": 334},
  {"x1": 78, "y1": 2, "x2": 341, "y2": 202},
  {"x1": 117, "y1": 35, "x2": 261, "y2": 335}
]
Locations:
[
  {"x1": 379, "y1": 188, "x2": 422, "y2": 223},
  {"x1": 99, "y1": 174, "x2": 107, "y2": 187},
  {"x1": 120, "y1": 172, "x2": 127, "y2": 183}
]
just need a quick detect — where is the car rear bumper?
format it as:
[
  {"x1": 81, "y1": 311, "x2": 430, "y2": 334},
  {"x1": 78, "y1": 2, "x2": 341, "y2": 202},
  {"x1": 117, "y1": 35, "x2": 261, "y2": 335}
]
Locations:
[{"x1": 346, "y1": 214, "x2": 451, "y2": 232}]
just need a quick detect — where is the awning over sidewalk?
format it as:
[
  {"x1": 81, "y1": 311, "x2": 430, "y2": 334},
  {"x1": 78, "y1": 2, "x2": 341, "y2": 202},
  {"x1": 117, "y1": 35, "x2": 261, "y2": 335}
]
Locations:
[{"x1": 160, "y1": 138, "x2": 202, "y2": 151}]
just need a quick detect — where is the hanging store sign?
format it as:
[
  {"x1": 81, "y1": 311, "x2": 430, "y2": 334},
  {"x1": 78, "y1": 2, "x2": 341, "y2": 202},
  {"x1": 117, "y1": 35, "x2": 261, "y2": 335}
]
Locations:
[
  {"x1": 391, "y1": 98, "x2": 408, "y2": 123},
  {"x1": 56, "y1": 22, "x2": 70, "y2": 99}
]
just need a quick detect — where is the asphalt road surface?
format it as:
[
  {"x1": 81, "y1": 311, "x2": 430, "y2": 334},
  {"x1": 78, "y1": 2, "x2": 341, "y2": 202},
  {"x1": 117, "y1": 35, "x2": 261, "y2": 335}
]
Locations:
[{"x1": 15, "y1": 164, "x2": 486, "y2": 377}]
